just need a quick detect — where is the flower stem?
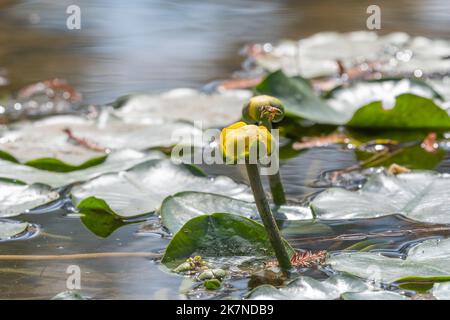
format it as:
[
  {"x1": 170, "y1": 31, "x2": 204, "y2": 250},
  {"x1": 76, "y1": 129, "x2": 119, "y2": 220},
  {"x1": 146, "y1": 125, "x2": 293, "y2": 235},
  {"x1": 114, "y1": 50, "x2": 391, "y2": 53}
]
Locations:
[
  {"x1": 261, "y1": 120, "x2": 286, "y2": 205},
  {"x1": 245, "y1": 163, "x2": 292, "y2": 272}
]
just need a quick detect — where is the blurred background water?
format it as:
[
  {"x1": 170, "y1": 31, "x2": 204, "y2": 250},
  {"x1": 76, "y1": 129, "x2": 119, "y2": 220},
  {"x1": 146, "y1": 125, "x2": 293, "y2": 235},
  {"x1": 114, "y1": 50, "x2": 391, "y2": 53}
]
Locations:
[
  {"x1": 1, "y1": 0, "x2": 450, "y2": 103},
  {"x1": 0, "y1": 0, "x2": 450, "y2": 299}
]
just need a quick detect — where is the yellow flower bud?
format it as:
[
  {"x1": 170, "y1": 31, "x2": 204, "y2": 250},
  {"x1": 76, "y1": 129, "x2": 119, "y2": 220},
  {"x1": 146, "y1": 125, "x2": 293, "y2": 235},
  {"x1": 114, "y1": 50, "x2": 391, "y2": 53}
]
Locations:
[
  {"x1": 220, "y1": 121, "x2": 273, "y2": 164},
  {"x1": 242, "y1": 95, "x2": 285, "y2": 124}
]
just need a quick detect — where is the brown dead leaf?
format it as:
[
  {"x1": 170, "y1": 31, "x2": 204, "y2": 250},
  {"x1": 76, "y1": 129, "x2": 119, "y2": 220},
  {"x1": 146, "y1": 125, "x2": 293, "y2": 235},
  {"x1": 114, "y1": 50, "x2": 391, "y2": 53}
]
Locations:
[
  {"x1": 292, "y1": 133, "x2": 348, "y2": 151},
  {"x1": 387, "y1": 163, "x2": 411, "y2": 175}
]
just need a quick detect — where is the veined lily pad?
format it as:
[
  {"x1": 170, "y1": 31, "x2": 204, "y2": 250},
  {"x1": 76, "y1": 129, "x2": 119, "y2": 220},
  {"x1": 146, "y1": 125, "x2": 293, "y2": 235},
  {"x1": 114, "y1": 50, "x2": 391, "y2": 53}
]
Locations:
[
  {"x1": 257, "y1": 71, "x2": 450, "y2": 129},
  {"x1": 112, "y1": 88, "x2": 251, "y2": 128},
  {"x1": 0, "y1": 114, "x2": 202, "y2": 171},
  {"x1": 161, "y1": 212, "x2": 294, "y2": 268},
  {"x1": 71, "y1": 159, "x2": 252, "y2": 218},
  {"x1": 0, "y1": 180, "x2": 59, "y2": 217},
  {"x1": 311, "y1": 172, "x2": 450, "y2": 224},
  {"x1": 160, "y1": 191, "x2": 312, "y2": 234},
  {"x1": 328, "y1": 238, "x2": 450, "y2": 287},
  {"x1": 0, "y1": 149, "x2": 164, "y2": 188}
]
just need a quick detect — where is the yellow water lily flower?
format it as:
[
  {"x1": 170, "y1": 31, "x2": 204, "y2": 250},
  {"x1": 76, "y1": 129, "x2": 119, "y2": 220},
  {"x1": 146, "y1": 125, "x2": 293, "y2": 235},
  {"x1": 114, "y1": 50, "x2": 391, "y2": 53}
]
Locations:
[
  {"x1": 220, "y1": 121, "x2": 273, "y2": 163},
  {"x1": 242, "y1": 95, "x2": 285, "y2": 124}
]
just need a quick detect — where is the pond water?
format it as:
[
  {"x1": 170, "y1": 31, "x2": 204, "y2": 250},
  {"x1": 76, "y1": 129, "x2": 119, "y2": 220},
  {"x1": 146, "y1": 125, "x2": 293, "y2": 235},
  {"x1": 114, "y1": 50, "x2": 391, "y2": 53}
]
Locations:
[{"x1": 0, "y1": 0, "x2": 449, "y2": 299}]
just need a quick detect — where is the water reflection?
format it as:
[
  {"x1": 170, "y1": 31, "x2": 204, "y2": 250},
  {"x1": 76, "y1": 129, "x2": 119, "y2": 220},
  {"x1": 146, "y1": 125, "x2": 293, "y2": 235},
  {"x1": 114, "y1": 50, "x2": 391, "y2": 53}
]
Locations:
[{"x1": 1, "y1": 0, "x2": 450, "y2": 103}]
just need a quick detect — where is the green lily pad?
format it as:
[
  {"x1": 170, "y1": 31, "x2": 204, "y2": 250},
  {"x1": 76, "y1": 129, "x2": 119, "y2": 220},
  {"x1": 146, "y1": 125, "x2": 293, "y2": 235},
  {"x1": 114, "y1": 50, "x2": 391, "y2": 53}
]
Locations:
[
  {"x1": 256, "y1": 71, "x2": 450, "y2": 129},
  {"x1": 0, "y1": 180, "x2": 59, "y2": 218},
  {"x1": 328, "y1": 238, "x2": 450, "y2": 287},
  {"x1": 112, "y1": 88, "x2": 251, "y2": 128},
  {"x1": 255, "y1": 71, "x2": 346, "y2": 125},
  {"x1": 0, "y1": 149, "x2": 164, "y2": 188},
  {"x1": 160, "y1": 191, "x2": 312, "y2": 234},
  {"x1": 346, "y1": 93, "x2": 450, "y2": 129},
  {"x1": 355, "y1": 144, "x2": 446, "y2": 170},
  {"x1": 0, "y1": 114, "x2": 202, "y2": 171},
  {"x1": 72, "y1": 159, "x2": 252, "y2": 218},
  {"x1": 161, "y1": 212, "x2": 294, "y2": 268},
  {"x1": 77, "y1": 197, "x2": 131, "y2": 238},
  {"x1": 311, "y1": 171, "x2": 450, "y2": 224}
]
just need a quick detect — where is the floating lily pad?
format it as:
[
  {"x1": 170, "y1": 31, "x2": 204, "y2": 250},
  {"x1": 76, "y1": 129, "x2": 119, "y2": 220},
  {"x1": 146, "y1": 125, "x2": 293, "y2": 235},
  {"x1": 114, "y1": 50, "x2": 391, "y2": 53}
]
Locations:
[
  {"x1": 431, "y1": 282, "x2": 450, "y2": 300},
  {"x1": 256, "y1": 71, "x2": 346, "y2": 125},
  {"x1": 112, "y1": 88, "x2": 251, "y2": 128},
  {"x1": 248, "y1": 274, "x2": 405, "y2": 300},
  {"x1": 78, "y1": 197, "x2": 130, "y2": 238},
  {"x1": 256, "y1": 71, "x2": 450, "y2": 129},
  {"x1": 0, "y1": 114, "x2": 202, "y2": 171},
  {"x1": 161, "y1": 212, "x2": 294, "y2": 268},
  {"x1": 251, "y1": 32, "x2": 450, "y2": 78},
  {"x1": 71, "y1": 159, "x2": 252, "y2": 218},
  {"x1": 311, "y1": 172, "x2": 450, "y2": 224},
  {"x1": 0, "y1": 149, "x2": 164, "y2": 188},
  {"x1": 328, "y1": 238, "x2": 450, "y2": 287},
  {"x1": 160, "y1": 191, "x2": 312, "y2": 234},
  {"x1": 0, "y1": 180, "x2": 59, "y2": 217},
  {"x1": 341, "y1": 291, "x2": 409, "y2": 300},
  {"x1": 0, "y1": 220, "x2": 35, "y2": 240}
]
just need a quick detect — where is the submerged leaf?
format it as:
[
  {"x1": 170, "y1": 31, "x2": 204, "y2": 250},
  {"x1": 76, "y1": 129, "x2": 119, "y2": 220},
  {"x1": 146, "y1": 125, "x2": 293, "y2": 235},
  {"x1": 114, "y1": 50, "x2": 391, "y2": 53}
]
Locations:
[{"x1": 311, "y1": 171, "x2": 450, "y2": 224}]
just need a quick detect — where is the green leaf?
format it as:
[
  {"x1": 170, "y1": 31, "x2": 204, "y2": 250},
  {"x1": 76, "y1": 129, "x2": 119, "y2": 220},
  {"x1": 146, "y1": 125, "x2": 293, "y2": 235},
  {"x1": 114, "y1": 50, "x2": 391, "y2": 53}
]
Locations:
[
  {"x1": 311, "y1": 171, "x2": 450, "y2": 224},
  {"x1": 77, "y1": 197, "x2": 129, "y2": 238},
  {"x1": 355, "y1": 145, "x2": 446, "y2": 170},
  {"x1": 255, "y1": 70, "x2": 346, "y2": 125},
  {"x1": 0, "y1": 149, "x2": 164, "y2": 188},
  {"x1": 71, "y1": 159, "x2": 252, "y2": 218},
  {"x1": 347, "y1": 94, "x2": 450, "y2": 129},
  {"x1": 256, "y1": 72, "x2": 450, "y2": 129},
  {"x1": 328, "y1": 238, "x2": 450, "y2": 288},
  {"x1": 161, "y1": 213, "x2": 294, "y2": 268},
  {"x1": 159, "y1": 191, "x2": 312, "y2": 234},
  {"x1": 0, "y1": 114, "x2": 202, "y2": 171},
  {"x1": 24, "y1": 155, "x2": 107, "y2": 173},
  {"x1": 394, "y1": 276, "x2": 450, "y2": 293}
]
